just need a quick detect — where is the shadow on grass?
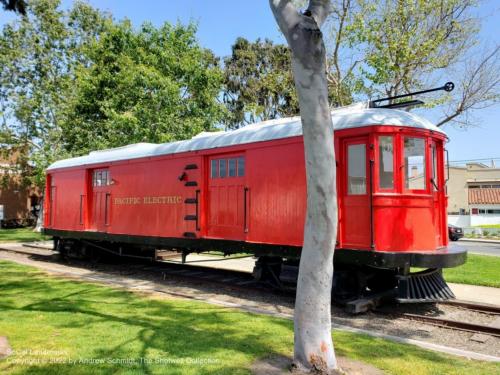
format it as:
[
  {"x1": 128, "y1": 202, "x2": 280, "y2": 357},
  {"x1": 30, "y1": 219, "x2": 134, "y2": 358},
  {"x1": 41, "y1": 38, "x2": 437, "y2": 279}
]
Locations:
[
  {"x1": 0, "y1": 260, "x2": 499, "y2": 375},
  {"x1": 0, "y1": 264, "x2": 293, "y2": 374}
]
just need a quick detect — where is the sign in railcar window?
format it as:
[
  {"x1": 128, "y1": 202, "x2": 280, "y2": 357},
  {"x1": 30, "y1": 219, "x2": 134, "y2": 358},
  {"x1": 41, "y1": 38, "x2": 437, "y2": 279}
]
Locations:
[
  {"x1": 347, "y1": 144, "x2": 366, "y2": 194},
  {"x1": 404, "y1": 137, "x2": 426, "y2": 190},
  {"x1": 211, "y1": 157, "x2": 245, "y2": 178},
  {"x1": 378, "y1": 136, "x2": 394, "y2": 190}
]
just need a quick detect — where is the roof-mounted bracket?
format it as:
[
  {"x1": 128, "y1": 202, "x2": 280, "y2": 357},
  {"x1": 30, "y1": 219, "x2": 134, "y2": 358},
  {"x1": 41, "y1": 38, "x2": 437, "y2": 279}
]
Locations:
[{"x1": 369, "y1": 82, "x2": 454, "y2": 110}]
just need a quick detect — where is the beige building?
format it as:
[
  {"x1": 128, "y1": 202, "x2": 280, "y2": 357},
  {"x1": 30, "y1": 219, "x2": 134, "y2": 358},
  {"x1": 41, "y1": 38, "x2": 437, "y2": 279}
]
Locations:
[{"x1": 447, "y1": 162, "x2": 500, "y2": 227}]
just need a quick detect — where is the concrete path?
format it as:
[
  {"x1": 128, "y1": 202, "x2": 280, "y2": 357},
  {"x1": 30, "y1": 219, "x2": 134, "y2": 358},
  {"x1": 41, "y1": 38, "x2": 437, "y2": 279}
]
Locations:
[
  {"x1": 164, "y1": 253, "x2": 256, "y2": 272},
  {"x1": 449, "y1": 283, "x2": 500, "y2": 306}
]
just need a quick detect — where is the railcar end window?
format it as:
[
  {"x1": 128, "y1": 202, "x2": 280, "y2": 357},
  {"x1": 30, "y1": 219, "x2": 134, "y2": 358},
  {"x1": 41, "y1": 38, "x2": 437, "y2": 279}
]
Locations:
[
  {"x1": 431, "y1": 143, "x2": 438, "y2": 191},
  {"x1": 378, "y1": 136, "x2": 394, "y2": 190},
  {"x1": 404, "y1": 137, "x2": 426, "y2": 190},
  {"x1": 348, "y1": 144, "x2": 366, "y2": 194}
]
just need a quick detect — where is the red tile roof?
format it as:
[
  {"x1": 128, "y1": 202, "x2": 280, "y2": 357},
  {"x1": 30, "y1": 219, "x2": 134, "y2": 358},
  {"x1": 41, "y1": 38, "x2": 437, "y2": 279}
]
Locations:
[{"x1": 468, "y1": 188, "x2": 500, "y2": 204}]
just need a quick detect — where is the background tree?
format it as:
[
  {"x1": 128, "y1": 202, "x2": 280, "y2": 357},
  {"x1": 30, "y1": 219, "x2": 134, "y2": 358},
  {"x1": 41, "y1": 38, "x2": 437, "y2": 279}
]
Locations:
[
  {"x1": 270, "y1": 0, "x2": 338, "y2": 372},
  {"x1": 1, "y1": 0, "x2": 26, "y2": 14},
  {"x1": 223, "y1": 37, "x2": 299, "y2": 129},
  {"x1": 0, "y1": 0, "x2": 226, "y2": 186},
  {"x1": 223, "y1": 34, "x2": 354, "y2": 128},
  {"x1": 345, "y1": 0, "x2": 499, "y2": 126},
  {"x1": 288, "y1": 0, "x2": 499, "y2": 127},
  {"x1": 63, "y1": 21, "x2": 225, "y2": 155},
  {"x1": 436, "y1": 44, "x2": 500, "y2": 127}
]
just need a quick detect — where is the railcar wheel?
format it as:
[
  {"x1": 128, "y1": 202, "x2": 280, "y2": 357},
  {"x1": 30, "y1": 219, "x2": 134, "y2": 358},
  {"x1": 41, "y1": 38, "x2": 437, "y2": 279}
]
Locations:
[{"x1": 252, "y1": 256, "x2": 283, "y2": 287}]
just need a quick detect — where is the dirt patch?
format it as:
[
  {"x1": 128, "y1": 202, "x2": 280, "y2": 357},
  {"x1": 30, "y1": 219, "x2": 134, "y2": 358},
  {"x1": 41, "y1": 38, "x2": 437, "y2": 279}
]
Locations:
[
  {"x1": 337, "y1": 356, "x2": 385, "y2": 375},
  {"x1": 251, "y1": 355, "x2": 384, "y2": 375},
  {"x1": 251, "y1": 355, "x2": 291, "y2": 375},
  {"x1": 0, "y1": 336, "x2": 12, "y2": 359}
]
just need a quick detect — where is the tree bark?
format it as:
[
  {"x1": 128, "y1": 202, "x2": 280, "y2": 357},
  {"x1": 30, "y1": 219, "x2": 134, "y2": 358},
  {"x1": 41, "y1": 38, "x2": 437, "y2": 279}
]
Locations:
[{"x1": 269, "y1": 1, "x2": 338, "y2": 372}]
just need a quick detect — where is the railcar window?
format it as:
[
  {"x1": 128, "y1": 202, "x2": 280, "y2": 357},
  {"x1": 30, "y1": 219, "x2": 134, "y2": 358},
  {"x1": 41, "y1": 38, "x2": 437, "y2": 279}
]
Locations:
[
  {"x1": 378, "y1": 136, "x2": 394, "y2": 189},
  {"x1": 219, "y1": 159, "x2": 227, "y2": 178},
  {"x1": 404, "y1": 137, "x2": 426, "y2": 190},
  {"x1": 228, "y1": 158, "x2": 237, "y2": 177},
  {"x1": 431, "y1": 143, "x2": 438, "y2": 191},
  {"x1": 347, "y1": 144, "x2": 366, "y2": 194},
  {"x1": 93, "y1": 170, "x2": 110, "y2": 186},
  {"x1": 237, "y1": 157, "x2": 245, "y2": 176},
  {"x1": 211, "y1": 159, "x2": 218, "y2": 178}
]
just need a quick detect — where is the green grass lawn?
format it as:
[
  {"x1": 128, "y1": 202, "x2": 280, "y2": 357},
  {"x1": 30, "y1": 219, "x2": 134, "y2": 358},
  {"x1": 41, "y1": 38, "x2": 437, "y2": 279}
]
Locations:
[
  {"x1": 473, "y1": 224, "x2": 500, "y2": 228},
  {"x1": 444, "y1": 254, "x2": 500, "y2": 288},
  {"x1": 0, "y1": 228, "x2": 50, "y2": 243},
  {"x1": 0, "y1": 260, "x2": 498, "y2": 374}
]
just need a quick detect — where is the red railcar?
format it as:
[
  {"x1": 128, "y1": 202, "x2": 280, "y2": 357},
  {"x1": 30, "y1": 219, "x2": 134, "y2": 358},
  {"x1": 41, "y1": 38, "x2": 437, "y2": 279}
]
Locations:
[{"x1": 43, "y1": 104, "x2": 466, "y2": 306}]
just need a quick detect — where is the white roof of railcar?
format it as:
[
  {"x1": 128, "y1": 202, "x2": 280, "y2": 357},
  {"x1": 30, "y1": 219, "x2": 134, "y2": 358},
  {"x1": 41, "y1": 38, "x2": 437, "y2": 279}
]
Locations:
[{"x1": 47, "y1": 103, "x2": 445, "y2": 170}]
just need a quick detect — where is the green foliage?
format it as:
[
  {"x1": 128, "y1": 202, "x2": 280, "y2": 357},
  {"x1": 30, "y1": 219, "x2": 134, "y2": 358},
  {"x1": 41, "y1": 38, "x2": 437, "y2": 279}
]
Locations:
[
  {"x1": 223, "y1": 38, "x2": 299, "y2": 129},
  {"x1": 0, "y1": 0, "x2": 226, "y2": 185},
  {"x1": 222, "y1": 36, "x2": 354, "y2": 129},
  {"x1": 0, "y1": 0, "x2": 26, "y2": 14},
  {"x1": 1, "y1": 259, "x2": 499, "y2": 374},
  {"x1": 64, "y1": 21, "x2": 226, "y2": 155},
  {"x1": 351, "y1": 0, "x2": 478, "y2": 97},
  {"x1": 0, "y1": 0, "x2": 111, "y2": 186}
]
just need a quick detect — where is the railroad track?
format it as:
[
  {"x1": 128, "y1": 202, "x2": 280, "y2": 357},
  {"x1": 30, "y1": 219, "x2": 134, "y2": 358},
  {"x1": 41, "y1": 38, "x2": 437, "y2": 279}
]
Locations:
[
  {"x1": 3, "y1": 243, "x2": 500, "y2": 339},
  {"x1": 0, "y1": 243, "x2": 289, "y2": 295}
]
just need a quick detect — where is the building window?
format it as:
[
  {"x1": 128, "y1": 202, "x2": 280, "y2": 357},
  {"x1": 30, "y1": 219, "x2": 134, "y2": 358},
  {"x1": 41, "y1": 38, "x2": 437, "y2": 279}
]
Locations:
[
  {"x1": 347, "y1": 143, "x2": 366, "y2": 194},
  {"x1": 471, "y1": 208, "x2": 478, "y2": 215},
  {"x1": 487, "y1": 209, "x2": 500, "y2": 214},
  {"x1": 93, "y1": 170, "x2": 110, "y2": 186},
  {"x1": 378, "y1": 136, "x2": 394, "y2": 190},
  {"x1": 404, "y1": 137, "x2": 426, "y2": 190}
]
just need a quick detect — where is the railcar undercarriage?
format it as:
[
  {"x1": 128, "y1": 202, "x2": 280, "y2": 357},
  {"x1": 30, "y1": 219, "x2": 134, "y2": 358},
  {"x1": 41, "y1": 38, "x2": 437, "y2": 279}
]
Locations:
[{"x1": 51, "y1": 233, "x2": 466, "y2": 314}]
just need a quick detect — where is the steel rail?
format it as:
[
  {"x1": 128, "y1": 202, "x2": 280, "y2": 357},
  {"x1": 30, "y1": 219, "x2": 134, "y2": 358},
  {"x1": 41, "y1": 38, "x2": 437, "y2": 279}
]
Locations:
[
  {"x1": 438, "y1": 300, "x2": 500, "y2": 315},
  {"x1": 400, "y1": 313, "x2": 500, "y2": 338}
]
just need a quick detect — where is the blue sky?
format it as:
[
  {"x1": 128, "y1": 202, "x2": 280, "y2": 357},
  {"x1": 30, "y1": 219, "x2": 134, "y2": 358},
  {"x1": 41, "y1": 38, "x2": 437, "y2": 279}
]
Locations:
[{"x1": 1, "y1": 0, "x2": 499, "y2": 165}]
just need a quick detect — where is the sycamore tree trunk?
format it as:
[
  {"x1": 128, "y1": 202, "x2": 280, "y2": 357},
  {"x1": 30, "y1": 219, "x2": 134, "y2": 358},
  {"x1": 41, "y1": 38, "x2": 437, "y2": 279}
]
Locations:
[{"x1": 269, "y1": 0, "x2": 338, "y2": 372}]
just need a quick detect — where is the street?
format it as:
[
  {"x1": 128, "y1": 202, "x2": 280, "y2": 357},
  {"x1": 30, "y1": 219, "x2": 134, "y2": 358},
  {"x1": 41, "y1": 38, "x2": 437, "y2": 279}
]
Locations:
[{"x1": 452, "y1": 240, "x2": 500, "y2": 257}]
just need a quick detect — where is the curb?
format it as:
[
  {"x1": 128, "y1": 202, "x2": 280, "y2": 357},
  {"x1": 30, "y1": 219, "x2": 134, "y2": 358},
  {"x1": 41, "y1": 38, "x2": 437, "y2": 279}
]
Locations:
[{"x1": 459, "y1": 238, "x2": 500, "y2": 245}]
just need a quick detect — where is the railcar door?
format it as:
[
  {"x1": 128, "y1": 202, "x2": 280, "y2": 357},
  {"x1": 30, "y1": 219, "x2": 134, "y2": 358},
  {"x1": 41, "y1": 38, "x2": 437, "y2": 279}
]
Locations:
[
  {"x1": 207, "y1": 155, "x2": 247, "y2": 240},
  {"x1": 90, "y1": 169, "x2": 111, "y2": 232},
  {"x1": 341, "y1": 138, "x2": 372, "y2": 249}
]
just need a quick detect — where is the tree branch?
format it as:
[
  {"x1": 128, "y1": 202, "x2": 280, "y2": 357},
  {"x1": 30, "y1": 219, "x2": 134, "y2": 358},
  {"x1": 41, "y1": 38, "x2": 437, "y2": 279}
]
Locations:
[
  {"x1": 269, "y1": 0, "x2": 301, "y2": 36},
  {"x1": 307, "y1": 0, "x2": 332, "y2": 27}
]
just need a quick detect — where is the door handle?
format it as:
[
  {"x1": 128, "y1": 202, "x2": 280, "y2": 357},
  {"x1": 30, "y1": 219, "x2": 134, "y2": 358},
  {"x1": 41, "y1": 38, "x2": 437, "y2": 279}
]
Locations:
[
  {"x1": 195, "y1": 190, "x2": 200, "y2": 231},
  {"x1": 244, "y1": 187, "x2": 249, "y2": 233}
]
